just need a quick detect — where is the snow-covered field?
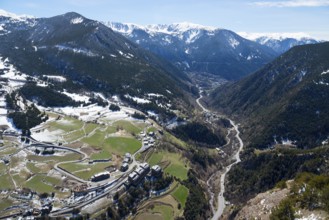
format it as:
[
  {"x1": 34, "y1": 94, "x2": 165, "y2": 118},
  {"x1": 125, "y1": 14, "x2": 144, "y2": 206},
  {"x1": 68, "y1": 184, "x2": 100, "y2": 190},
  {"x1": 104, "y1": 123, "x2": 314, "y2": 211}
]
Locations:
[{"x1": 31, "y1": 129, "x2": 64, "y2": 143}]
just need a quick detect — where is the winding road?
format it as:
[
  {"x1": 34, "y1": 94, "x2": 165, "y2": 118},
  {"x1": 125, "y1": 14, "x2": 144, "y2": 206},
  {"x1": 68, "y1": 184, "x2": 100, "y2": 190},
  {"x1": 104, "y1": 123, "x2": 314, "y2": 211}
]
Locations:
[{"x1": 196, "y1": 89, "x2": 244, "y2": 220}]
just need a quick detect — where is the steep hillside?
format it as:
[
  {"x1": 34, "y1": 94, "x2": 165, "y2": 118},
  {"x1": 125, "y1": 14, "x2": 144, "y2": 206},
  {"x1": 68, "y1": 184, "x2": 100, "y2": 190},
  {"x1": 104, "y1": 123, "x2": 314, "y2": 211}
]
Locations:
[
  {"x1": 107, "y1": 22, "x2": 278, "y2": 80},
  {"x1": 209, "y1": 42, "x2": 329, "y2": 149},
  {"x1": 0, "y1": 12, "x2": 191, "y2": 101}
]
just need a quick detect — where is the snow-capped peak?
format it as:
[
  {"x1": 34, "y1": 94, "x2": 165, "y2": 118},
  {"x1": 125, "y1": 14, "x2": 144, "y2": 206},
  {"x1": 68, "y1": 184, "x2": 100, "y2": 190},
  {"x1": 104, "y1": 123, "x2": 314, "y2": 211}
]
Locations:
[
  {"x1": 0, "y1": 9, "x2": 34, "y2": 21},
  {"x1": 107, "y1": 21, "x2": 220, "y2": 44},
  {"x1": 108, "y1": 21, "x2": 219, "y2": 35},
  {"x1": 238, "y1": 32, "x2": 315, "y2": 41},
  {"x1": 148, "y1": 22, "x2": 218, "y2": 34}
]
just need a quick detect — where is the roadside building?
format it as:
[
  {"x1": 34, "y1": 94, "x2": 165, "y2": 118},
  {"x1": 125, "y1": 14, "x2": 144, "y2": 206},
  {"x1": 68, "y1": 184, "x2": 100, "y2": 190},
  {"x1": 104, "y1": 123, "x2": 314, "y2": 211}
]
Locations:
[
  {"x1": 91, "y1": 171, "x2": 110, "y2": 182},
  {"x1": 120, "y1": 162, "x2": 129, "y2": 172}
]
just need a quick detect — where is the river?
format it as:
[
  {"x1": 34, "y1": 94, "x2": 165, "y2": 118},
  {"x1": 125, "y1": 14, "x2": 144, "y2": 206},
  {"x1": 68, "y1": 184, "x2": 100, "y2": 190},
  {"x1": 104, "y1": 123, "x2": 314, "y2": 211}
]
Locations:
[{"x1": 196, "y1": 90, "x2": 244, "y2": 220}]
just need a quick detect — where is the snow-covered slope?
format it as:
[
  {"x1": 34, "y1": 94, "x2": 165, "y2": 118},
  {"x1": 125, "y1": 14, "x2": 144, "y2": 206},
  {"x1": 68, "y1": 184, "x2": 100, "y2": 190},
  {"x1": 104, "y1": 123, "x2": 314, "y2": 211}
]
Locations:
[
  {"x1": 0, "y1": 9, "x2": 36, "y2": 36},
  {"x1": 0, "y1": 9, "x2": 34, "y2": 21},
  {"x1": 107, "y1": 22, "x2": 217, "y2": 44},
  {"x1": 107, "y1": 22, "x2": 277, "y2": 80},
  {"x1": 238, "y1": 32, "x2": 322, "y2": 53}
]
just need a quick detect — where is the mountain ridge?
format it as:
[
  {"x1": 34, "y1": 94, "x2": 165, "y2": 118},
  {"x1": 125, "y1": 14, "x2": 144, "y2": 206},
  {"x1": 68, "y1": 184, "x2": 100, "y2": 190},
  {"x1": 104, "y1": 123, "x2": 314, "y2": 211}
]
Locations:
[
  {"x1": 0, "y1": 11, "x2": 195, "y2": 123},
  {"x1": 209, "y1": 42, "x2": 329, "y2": 149},
  {"x1": 107, "y1": 21, "x2": 278, "y2": 80},
  {"x1": 238, "y1": 32, "x2": 322, "y2": 53}
]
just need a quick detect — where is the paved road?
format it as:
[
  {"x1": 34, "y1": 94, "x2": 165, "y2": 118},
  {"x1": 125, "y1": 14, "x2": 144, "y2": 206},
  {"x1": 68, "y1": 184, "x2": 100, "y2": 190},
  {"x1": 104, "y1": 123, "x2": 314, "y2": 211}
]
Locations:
[
  {"x1": 212, "y1": 119, "x2": 243, "y2": 220},
  {"x1": 50, "y1": 173, "x2": 129, "y2": 217}
]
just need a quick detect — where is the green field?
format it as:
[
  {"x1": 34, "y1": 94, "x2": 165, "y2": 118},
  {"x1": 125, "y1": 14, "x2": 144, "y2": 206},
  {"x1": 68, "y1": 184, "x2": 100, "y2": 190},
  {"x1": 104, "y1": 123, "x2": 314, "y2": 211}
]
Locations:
[
  {"x1": 27, "y1": 153, "x2": 81, "y2": 163},
  {"x1": 90, "y1": 150, "x2": 112, "y2": 160},
  {"x1": 147, "y1": 151, "x2": 189, "y2": 180},
  {"x1": 82, "y1": 130, "x2": 106, "y2": 147},
  {"x1": 171, "y1": 184, "x2": 189, "y2": 209},
  {"x1": 164, "y1": 132, "x2": 187, "y2": 149},
  {"x1": 103, "y1": 137, "x2": 141, "y2": 155},
  {"x1": 0, "y1": 199, "x2": 13, "y2": 212},
  {"x1": 59, "y1": 162, "x2": 111, "y2": 180},
  {"x1": 48, "y1": 117, "x2": 83, "y2": 132},
  {"x1": 84, "y1": 123, "x2": 99, "y2": 134},
  {"x1": 106, "y1": 126, "x2": 117, "y2": 134},
  {"x1": 0, "y1": 162, "x2": 6, "y2": 173},
  {"x1": 113, "y1": 120, "x2": 142, "y2": 134},
  {"x1": 0, "y1": 147, "x2": 19, "y2": 156},
  {"x1": 147, "y1": 127, "x2": 157, "y2": 133},
  {"x1": 148, "y1": 152, "x2": 163, "y2": 166},
  {"x1": 0, "y1": 174, "x2": 14, "y2": 190},
  {"x1": 25, "y1": 175, "x2": 58, "y2": 193},
  {"x1": 165, "y1": 164, "x2": 188, "y2": 181},
  {"x1": 27, "y1": 162, "x2": 41, "y2": 173},
  {"x1": 63, "y1": 129, "x2": 85, "y2": 142},
  {"x1": 152, "y1": 205, "x2": 173, "y2": 220}
]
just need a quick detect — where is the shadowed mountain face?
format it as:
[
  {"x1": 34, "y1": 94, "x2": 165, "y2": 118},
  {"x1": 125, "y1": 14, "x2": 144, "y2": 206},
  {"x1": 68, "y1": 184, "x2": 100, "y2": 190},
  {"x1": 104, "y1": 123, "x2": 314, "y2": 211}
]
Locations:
[
  {"x1": 0, "y1": 12, "x2": 191, "y2": 98},
  {"x1": 209, "y1": 42, "x2": 329, "y2": 149},
  {"x1": 108, "y1": 22, "x2": 278, "y2": 80}
]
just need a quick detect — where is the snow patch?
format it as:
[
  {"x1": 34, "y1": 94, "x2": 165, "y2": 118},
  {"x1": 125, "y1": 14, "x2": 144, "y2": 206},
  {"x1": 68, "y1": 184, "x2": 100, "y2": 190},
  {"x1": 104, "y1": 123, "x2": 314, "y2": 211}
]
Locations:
[
  {"x1": 71, "y1": 17, "x2": 84, "y2": 24},
  {"x1": 54, "y1": 45, "x2": 98, "y2": 57},
  {"x1": 147, "y1": 93, "x2": 163, "y2": 98},
  {"x1": 62, "y1": 91, "x2": 90, "y2": 103},
  {"x1": 124, "y1": 95, "x2": 151, "y2": 104},
  {"x1": 43, "y1": 75, "x2": 67, "y2": 82},
  {"x1": 295, "y1": 213, "x2": 322, "y2": 220},
  {"x1": 281, "y1": 138, "x2": 296, "y2": 146},
  {"x1": 320, "y1": 69, "x2": 329, "y2": 75},
  {"x1": 185, "y1": 29, "x2": 201, "y2": 43},
  {"x1": 228, "y1": 37, "x2": 240, "y2": 48},
  {"x1": 0, "y1": 9, "x2": 34, "y2": 21},
  {"x1": 31, "y1": 129, "x2": 63, "y2": 143}
]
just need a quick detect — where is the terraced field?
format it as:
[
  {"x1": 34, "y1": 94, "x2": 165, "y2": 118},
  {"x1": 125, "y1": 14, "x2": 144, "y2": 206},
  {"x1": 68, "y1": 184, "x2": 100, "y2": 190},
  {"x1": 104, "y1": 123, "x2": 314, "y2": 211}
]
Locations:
[{"x1": 147, "y1": 150, "x2": 189, "y2": 180}]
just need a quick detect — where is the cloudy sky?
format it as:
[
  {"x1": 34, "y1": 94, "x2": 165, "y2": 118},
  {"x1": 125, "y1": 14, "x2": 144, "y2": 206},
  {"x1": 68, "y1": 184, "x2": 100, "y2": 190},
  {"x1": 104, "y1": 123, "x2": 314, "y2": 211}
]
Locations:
[{"x1": 1, "y1": 0, "x2": 328, "y2": 39}]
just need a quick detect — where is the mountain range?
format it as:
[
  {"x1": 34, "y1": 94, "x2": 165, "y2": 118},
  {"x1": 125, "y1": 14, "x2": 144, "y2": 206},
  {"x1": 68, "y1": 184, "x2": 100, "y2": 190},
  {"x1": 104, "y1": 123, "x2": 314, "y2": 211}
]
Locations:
[
  {"x1": 107, "y1": 22, "x2": 321, "y2": 80},
  {"x1": 239, "y1": 32, "x2": 321, "y2": 54},
  {"x1": 0, "y1": 11, "x2": 195, "y2": 111},
  {"x1": 209, "y1": 42, "x2": 329, "y2": 149}
]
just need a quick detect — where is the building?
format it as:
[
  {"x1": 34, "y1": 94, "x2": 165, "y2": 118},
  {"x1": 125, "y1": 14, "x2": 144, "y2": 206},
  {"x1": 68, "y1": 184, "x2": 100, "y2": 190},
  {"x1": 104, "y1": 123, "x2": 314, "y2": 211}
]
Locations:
[
  {"x1": 125, "y1": 153, "x2": 132, "y2": 162},
  {"x1": 128, "y1": 162, "x2": 151, "y2": 186},
  {"x1": 120, "y1": 163, "x2": 129, "y2": 172},
  {"x1": 128, "y1": 172, "x2": 139, "y2": 185},
  {"x1": 91, "y1": 172, "x2": 110, "y2": 182},
  {"x1": 140, "y1": 162, "x2": 150, "y2": 172},
  {"x1": 134, "y1": 166, "x2": 144, "y2": 176},
  {"x1": 123, "y1": 157, "x2": 130, "y2": 164},
  {"x1": 151, "y1": 165, "x2": 162, "y2": 177}
]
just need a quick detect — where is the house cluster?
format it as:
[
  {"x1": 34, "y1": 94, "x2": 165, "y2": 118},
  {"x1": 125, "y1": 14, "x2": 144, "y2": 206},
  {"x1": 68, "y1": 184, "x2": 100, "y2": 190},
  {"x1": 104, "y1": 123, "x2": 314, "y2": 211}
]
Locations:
[
  {"x1": 126, "y1": 163, "x2": 163, "y2": 187},
  {"x1": 140, "y1": 131, "x2": 156, "y2": 152},
  {"x1": 127, "y1": 162, "x2": 150, "y2": 186},
  {"x1": 120, "y1": 153, "x2": 132, "y2": 172}
]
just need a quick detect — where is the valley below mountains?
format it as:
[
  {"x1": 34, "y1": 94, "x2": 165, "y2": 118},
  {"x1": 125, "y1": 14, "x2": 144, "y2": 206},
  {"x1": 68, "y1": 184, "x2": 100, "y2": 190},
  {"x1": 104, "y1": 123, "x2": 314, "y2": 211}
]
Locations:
[{"x1": 0, "y1": 9, "x2": 328, "y2": 220}]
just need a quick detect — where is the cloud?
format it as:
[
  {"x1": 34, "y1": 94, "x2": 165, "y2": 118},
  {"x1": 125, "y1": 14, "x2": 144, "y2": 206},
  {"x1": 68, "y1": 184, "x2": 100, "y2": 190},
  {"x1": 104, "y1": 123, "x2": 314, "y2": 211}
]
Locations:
[{"x1": 251, "y1": 0, "x2": 329, "y2": 7}]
